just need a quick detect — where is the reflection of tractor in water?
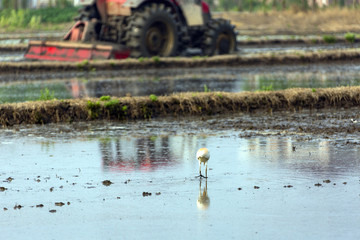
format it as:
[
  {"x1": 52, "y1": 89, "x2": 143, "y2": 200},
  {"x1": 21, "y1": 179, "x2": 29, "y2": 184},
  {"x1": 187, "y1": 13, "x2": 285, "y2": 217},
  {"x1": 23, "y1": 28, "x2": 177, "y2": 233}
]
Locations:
[
  {"x1": 99, "y1": 137, "x2": 176, "y2": 172},
  {"x1": 25, "y1": 0, "x2": 237, "y2": 61},
  {"x1": 65, "y1": 75, "x2": 239, "y2": 99}
]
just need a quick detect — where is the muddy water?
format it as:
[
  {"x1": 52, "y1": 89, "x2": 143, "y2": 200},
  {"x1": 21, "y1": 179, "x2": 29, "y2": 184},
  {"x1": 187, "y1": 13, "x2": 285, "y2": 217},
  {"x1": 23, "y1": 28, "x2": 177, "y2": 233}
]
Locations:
[
  {"x1": 2, "y1": 63, "x2": 360, "y2": 102},
  {"x1": 0, "y1": 38, "x2": 28, "y2": 62},
  {"x1": 1, "y1": 120, "x2": 360, "y2": 239},
  {"x1": 240, "y1": 42, "x2": 360, "y2": 54},
  {"x1": 0, "y1": 39, "x2": 26, "y2": 62},
  {"x1": 0, "y1": 52, "x2": 25, "y2": 62}
]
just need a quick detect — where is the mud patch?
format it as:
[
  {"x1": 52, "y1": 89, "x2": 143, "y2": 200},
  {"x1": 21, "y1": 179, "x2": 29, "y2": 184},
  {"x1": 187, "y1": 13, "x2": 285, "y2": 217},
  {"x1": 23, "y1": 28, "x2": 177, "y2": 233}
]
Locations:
[
  {"x1": 0, "y1": 45, "x2": 27, "y2": 52},
  {"x1": 102, "y1": 180, "x2": 113, "y2": 186}
]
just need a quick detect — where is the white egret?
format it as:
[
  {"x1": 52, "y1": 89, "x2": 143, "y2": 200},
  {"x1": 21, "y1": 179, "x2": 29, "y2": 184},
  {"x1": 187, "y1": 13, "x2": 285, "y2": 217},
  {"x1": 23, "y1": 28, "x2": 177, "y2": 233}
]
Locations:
[{"x1": 196, "y1": 148, "x2": 210, "y2": 178}]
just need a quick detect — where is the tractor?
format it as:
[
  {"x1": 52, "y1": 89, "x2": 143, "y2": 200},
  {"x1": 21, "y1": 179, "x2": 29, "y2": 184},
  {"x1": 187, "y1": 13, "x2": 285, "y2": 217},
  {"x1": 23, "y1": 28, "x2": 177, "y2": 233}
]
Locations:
[{"x1": 25, "y1": 0, "x2": 237, "y2": 61}]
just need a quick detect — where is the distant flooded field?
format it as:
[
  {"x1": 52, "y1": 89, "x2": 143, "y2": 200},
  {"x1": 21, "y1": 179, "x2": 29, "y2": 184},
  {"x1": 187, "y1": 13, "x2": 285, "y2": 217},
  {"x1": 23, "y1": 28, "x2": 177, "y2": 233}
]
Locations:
[{"x1": 2, "y1": 62, "x2": 360, "y2": 103}]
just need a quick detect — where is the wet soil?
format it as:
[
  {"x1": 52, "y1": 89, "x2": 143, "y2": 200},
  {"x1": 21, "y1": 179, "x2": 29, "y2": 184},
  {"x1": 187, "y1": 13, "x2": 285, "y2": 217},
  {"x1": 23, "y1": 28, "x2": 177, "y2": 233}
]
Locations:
[
  {"x1": 4, "y1": 40, "x2": 360, "y2": 63},
  {"x1": 0, "y1": 45, "x2": 27, "y2": 52},
  {"x1": 207, "y1": 108, "x2": 360, "y2": 138},
  {"x1": 2, "y1": 34, "x2": 357, "y2": 53},
  {"x1": 1, "y1": 105, "x2": 360, "y2": 138},
  {"x1": 2, "y1": 48, "x2": 360, "y2": 74}
]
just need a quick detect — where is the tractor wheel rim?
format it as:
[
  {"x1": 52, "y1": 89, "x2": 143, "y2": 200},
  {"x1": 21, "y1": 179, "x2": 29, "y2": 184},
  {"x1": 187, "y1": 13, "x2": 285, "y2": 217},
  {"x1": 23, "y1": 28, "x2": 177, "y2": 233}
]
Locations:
[
  {"x1": 216, "y1": 33, "x2": 232, "y2": 54},
  {"x1": 146, "y1": 27, "x2": 163, "y2": 52},
  {"x1": 145, "y1": 21, "x2": 173, "y2": 56}
]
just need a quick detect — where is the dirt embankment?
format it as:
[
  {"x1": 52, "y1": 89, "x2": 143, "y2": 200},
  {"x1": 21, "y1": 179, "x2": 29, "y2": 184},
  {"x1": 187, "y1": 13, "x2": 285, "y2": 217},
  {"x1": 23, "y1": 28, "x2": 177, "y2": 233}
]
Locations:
[
  {"x1": 1, "y1": 86, "x2": 360, "y2": 127},
  {"x1": 2, "y1": 48, "x2": 360, "y2": 73},
  {"x1": 0, "y1": 45, "x2": 27, "y2": 52}
]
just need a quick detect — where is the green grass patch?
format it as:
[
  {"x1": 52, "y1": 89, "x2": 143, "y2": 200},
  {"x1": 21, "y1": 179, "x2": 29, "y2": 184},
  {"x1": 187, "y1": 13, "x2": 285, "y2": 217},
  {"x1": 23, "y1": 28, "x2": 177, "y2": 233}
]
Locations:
[
  {"x1": 77, "y1": 59, "x2": 90, "y2": 70},
  {"x1": 260, "y1": 84, "x2": 274, "y2": 91},
  {"x1": 310, "y1": 38, "x2": 318, "y2": 44},
  {"x1": 38, "y1": 88, "x2": 55, "y2": 101},
  {"x1": 323, "y1": 35, "x2": 336, "y2": 44},
  {"x1": 149, "y1": 94, "x2": 158, "y2": 102},
  {"x1": 345, "y1": 32, "x2": 356, "y2": 43},
  {"x1": 122, "y1": 105, "x2": 128, "y2": 115},
  {"x1": 204, "y1": 84, "x2": 211, "y2": 92},
  {"x1": 100, "y1": 96, "x2": 111, "y2": 101},
  {"x1": 87, "y1": 100, "x2": 101, "y2": 119},
  {"x1": 152, "y1": 56, "x2": 160, "y2": 63},
  {"x1": 0, "y1": 6, "x2": 78, "y2": 30},
  {"x1": 104, "y1": 99, "x2": 120, "y2": 108},
  {"x1": 216, "y1": 93, "x2": 223, "y2": 99}
]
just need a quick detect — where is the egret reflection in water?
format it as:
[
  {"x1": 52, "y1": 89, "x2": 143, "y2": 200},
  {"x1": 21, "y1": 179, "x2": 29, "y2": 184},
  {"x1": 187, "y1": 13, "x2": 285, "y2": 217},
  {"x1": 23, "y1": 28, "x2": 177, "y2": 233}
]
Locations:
[{"x1": 197, "y1": 179, "x2": 210, "y2": 210}]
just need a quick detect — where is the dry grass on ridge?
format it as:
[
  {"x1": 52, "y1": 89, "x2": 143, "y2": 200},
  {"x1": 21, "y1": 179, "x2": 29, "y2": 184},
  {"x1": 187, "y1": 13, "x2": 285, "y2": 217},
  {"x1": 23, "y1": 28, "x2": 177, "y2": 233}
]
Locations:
[{"x1": 1, "y1": 87, "x2": 360, "y2": 126}]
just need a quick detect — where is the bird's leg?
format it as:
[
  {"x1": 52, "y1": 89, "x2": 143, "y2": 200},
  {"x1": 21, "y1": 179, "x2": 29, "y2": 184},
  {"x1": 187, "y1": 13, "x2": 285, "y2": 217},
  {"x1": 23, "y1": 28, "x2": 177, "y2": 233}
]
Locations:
[
  {"x1": 199, "y1": 161, "x2": 202, "y2": 177},
  {"x1": 205, "y1": 162, "x2": 208, "y2": 178},
  {"x1": 198, "y1": 162, "x2": 206, "y2": 178}
]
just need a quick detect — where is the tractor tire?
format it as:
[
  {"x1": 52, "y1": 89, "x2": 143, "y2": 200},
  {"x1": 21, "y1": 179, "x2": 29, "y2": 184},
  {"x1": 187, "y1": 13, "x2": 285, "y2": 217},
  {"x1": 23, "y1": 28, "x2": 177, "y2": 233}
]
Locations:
[
  {"x1": 201, "y1": 19, "x2": 237, "y2": 56},
  {"x1": 125, "y1": 3, "x2": 180, "y2": 58}
]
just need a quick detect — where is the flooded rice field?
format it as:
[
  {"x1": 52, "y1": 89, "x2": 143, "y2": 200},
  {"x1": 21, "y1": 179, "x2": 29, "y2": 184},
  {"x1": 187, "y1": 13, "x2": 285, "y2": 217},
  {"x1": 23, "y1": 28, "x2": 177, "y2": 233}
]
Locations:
[
  {"x1": 1, "y1": 119, "x2": 360, "y2": 239},
  {"x1": 2, "y1": 62, "x2": 360, "y2": 102},
  {"x1": 1, "y1": 32, "x2": 360, "y2": 239}
]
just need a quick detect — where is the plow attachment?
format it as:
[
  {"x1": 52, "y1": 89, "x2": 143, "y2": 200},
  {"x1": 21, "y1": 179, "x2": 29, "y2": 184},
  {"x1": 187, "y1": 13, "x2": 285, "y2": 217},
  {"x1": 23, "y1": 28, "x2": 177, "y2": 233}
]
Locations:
[{"x1": 24, "y1": 40, "x2": 130, "y2": 62}]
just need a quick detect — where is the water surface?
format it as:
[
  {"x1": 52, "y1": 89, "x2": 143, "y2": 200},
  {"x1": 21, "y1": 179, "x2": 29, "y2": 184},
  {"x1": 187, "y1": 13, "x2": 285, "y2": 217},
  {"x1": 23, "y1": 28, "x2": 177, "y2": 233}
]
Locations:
[
  {"x1": 1, "y1": 121, "x2": 360, "y2": 239},
  {"x1": 2, "y1": 63, "x2": 360, "y2": 103}
]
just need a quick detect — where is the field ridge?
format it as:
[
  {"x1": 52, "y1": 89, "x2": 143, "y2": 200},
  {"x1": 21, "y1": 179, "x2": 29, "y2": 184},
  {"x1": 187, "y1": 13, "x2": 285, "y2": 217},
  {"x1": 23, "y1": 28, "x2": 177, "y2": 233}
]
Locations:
[{"x1": 1, "y1": 86, "x2": 360, "y2": 126}]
